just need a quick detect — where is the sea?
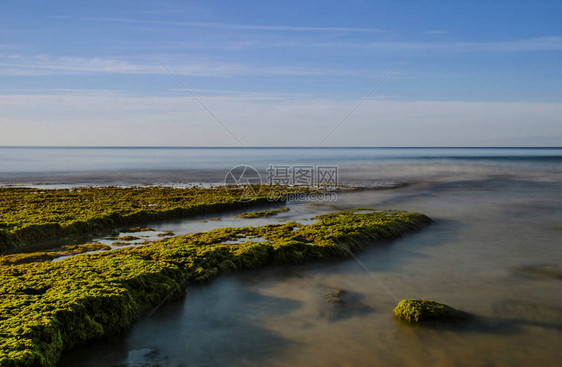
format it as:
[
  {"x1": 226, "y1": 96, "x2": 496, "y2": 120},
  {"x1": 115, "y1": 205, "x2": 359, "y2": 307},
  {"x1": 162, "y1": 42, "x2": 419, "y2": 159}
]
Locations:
[{"x1": 1, "y1": 147, "x2": 561, "y2": 366}]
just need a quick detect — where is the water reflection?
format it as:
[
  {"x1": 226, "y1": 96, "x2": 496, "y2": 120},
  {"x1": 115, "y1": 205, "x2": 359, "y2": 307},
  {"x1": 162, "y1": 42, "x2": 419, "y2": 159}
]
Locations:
[{"x1": 61, "y1": 277, "x2": 300, "y2": 367}]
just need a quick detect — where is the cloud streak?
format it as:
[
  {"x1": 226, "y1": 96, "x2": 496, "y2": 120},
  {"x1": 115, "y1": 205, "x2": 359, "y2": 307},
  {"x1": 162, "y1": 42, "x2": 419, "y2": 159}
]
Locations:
[
  {"x1": 3, "y1": 35, "x2": 560, "y2": 77},
  {"x1": 314, "y1": 36, "x2": 562, "y2": 54},
  {"x1": 49, "y1": 16, "x2": 387, "y2": 33},
  {"x1": 0, "y1": 54, "x2": 362, "y2": 77}
]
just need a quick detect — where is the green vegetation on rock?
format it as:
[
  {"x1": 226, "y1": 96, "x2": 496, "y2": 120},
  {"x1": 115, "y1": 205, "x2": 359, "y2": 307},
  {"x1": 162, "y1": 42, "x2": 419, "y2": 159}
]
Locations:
[
  {"x1": 0, "y1": 186, "x2": 280, "y2": 252},
  {"x1": 110, "y1": 236, "x2": 139, "y2": 241},
  {"x1": 393, "y1": 299, "x2": 470, "y2": 324},
  {"x1": 236, "y1": 207, "x2": 290, "y2": 218},
  {"x1": 200, "y1": 217, "x2": 221, "y2": 222},
  {"x1": 0, "y1": 208, "x2": 430, "y2": 367},
  {"x1": 0, "y1": 243, "x2": 111, "y2": 266},
  {"x1": 326, "y1": 288, "x2": 346, "y2": 303},
  {"x1": 157, "y1": 231, "x2": 175, "y2": 237},
  {"x1": 122, "y1": 227, "x2": 154, "y2": 233}
]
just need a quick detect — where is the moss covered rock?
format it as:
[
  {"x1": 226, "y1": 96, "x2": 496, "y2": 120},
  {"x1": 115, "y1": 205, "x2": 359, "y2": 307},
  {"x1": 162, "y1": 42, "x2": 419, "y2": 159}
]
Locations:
[
  {"x1": 326, "y1": 288, "x2": 346, "y2": 303},
  {"x1": 236, "y1": 207, "x2": 289, "y2": 218},
  {"x1": 0, "y1": 186, "x2": 284, "y2": 252},
  {"x1": 0, "y1": 242, "x2": 111, "y2": 265},
  {"x1": 393, "y1": 299, "x2": 470, "y2": 324},
  {"x1": 0, "y1": 208, "x2": 431, "y2": 366}
]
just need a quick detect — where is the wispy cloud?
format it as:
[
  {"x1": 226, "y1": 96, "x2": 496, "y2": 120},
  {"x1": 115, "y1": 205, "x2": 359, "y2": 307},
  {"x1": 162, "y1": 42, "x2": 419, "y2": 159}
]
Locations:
[
  {"x1": 2, "y1": 35, "x2": 559, "y2": 79},
  {"x1": 49, "y1": 15, "x2": 387, "y2": 33},
  {"x1": 86, "y1": 35, "x2": 562, "y2": 55},
  {"x1": 0, "y1": 55, "x2": 156, "y2": 76},
  {"x1": 313, "y1": 36, "x2": 562, "y2": 54},
  {"x1": 0, "y1": 54, "x2": 362, "y2": 77},
  {"x1": 0, "y1": 88, "x2": 134, "y2": 97}
]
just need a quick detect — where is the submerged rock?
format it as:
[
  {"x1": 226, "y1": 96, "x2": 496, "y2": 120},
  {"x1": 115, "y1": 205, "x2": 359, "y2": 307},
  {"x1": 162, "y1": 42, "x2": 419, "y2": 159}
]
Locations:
[
  {"x1": 513, "y1": 264, "x2": 562, "y2": 280},
  {"x1": 201, "y1": 217, "x2": 222, "y2": 222},
  {"x1": 320, "y1": 288, "x2": 374, "y2": 321},
  {"x1": 393, "y1": 299, "x2": 470, "y2": 324},
  {"x1": 326, "y1": 288, "x2": 346, "y2": 303},
  {"x1": 157, "y1": 231, "x2": 175, "y2": 237}
]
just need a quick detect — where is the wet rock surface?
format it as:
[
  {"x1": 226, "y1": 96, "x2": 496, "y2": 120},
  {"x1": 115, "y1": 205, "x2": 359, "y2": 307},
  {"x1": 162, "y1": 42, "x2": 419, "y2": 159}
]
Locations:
[{"x1": 393, "y1": 299, "x2": 471, "y2": 324}]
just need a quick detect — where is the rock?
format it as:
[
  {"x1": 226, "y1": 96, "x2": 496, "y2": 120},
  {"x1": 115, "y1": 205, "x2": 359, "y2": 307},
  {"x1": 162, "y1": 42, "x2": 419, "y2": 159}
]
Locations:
[
  {"x1": 325, "y1": 288, "x2": 346, "y2": 303},
  {"x1": 393, "y1": 299, "x2": 470, "y2": 324},
  {"x1": 320, "y1": 288, "x2": 374, "y2": 321},
  {"x1": 218, "y1": 259, "x2": 238, "y2": 273}
]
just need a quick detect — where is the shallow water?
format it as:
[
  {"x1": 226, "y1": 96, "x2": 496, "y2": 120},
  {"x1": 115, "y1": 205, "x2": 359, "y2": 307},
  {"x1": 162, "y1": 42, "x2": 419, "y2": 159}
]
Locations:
[
  {"x1": 59, "y1": 175, "x2": 562, "y2": 367},
  {"x1": 88, "y1": 201, "x2": 329, "y2": 250}
]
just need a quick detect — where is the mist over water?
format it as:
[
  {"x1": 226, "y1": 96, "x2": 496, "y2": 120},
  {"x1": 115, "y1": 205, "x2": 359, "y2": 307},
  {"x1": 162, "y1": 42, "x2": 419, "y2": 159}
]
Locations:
[
  {"x1": 0, "y1": 147, "x2": 560, "y2": 186},
  {"x1": 4, "y1": 148, "x2": 560, "y2": 366}
]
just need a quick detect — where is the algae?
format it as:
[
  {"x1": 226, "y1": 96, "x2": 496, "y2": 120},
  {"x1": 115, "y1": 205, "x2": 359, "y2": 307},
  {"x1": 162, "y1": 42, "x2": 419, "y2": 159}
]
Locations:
[
  {"x1": 111, "y1": 236, "x2": 139, "y2": 241},
  {"x1": 0, "y1": 186, "x2": 283, "y2": 252},
  {"x1": 0, "y1": 208, "x2": 431, "y2": 366},
  {"x1": 156, "y1": 231, "x2": 175, "y2": 237},
  {"x1": 326, "y1": 288, "x2": 346, "y2": 303},
  {"x1": 236, "y1": 207, "x2": 290, "y2": 218},
  {"x1": 200, "y1": 217, "x2": 221, "y2": 222},
  {"x1": 0, "y1": 243, "x2": 111, "y2": 265},
  {"x1": 393, "y1": 299, "x2": 470, "y2": 324},
  {"x1": 122, "y1": 227, "x2": 155, "y2": 233}
]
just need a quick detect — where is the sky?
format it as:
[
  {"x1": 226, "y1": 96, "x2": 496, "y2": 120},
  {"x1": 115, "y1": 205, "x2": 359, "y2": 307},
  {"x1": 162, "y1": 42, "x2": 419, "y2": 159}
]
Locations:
[{"x1": 1, "y1": 0, "x2": 561, "y2": 147}]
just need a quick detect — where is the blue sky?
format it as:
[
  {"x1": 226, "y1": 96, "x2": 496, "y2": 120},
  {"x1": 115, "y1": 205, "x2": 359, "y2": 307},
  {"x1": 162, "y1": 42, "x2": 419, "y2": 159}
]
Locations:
[{"x1": 1, "y1": 0, "x2": 561, "y2": 146}]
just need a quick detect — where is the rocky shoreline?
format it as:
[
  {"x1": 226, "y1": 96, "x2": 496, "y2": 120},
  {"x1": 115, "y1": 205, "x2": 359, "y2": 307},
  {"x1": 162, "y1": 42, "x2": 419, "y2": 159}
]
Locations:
[{"x1": 0, "y1": 203, "x2": 430, "y2": 367}]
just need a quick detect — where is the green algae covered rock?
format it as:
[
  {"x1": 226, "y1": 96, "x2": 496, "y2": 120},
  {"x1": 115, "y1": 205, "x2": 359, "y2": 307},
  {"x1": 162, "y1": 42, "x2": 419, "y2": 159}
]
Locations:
[
  {"x1": 326, "y1": 288, "x2": 346, "y2": 303},
  {"x1": 0, "y1": 242, "x2": 111, "y2": 265},
  {"x1": 0, "y1": 186, "x2": 280, "y2": 252},
  {"x1": 0, "y1": 207, "x2": 431, "y2": 367},
  {"x1": 236, "y1": 207, "x2": 289, "y2": 218},
  {"x1": 393, "y1": 299, "x2": 470, "y2": 324}
]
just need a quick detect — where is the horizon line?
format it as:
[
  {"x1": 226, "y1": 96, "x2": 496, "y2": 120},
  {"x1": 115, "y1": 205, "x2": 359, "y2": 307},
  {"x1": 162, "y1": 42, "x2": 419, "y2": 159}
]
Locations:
[{"x1": 0, "y1": 146, "x2": 560, "y2": 149}]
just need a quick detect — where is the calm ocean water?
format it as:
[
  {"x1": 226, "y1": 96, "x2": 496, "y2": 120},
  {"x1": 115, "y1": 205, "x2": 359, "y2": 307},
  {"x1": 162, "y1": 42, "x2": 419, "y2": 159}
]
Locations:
[
  {"x1": 57, "y1": 163, "x2": 562, "y2": 367},
  {"x1": 0, "y1": 147, "x2": 560, "y2": 185},
  {"x1": 2, "y1": 147, "x2": 561, "y2": 366}
]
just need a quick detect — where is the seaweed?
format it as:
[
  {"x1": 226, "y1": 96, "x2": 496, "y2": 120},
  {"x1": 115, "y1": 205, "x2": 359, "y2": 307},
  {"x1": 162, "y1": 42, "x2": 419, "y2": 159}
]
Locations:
[
  {"x1": 326, "y1": 288, "x2": 346, "y2": 303},
  {"x1": 200, "y1": 217, "x2": 221, "y2": 223},
  {"x1": 0, "y1": 207, "x2": 431, "y2": 366},
  {"x1": 0, "y1": 186, "x2": 283, "y2": 252},
  {"x1": 118, "y1": 236, "x2": 140, "y2": 241},
  {"x1": 156, "y1": 232, "x2": 175, "y2": 237},
  {"x1": 236, "y1": 207, "x2": 290, "y2": 218},
  {"x1": 393, "y1": 299, "x2": 471, "y2": 324},
  {"x1": 122, "y1": 227, "x2": 154, "y2": 233},
  {"x1": 0, "y1": 243, "x2": 111, "y2": 265}
]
